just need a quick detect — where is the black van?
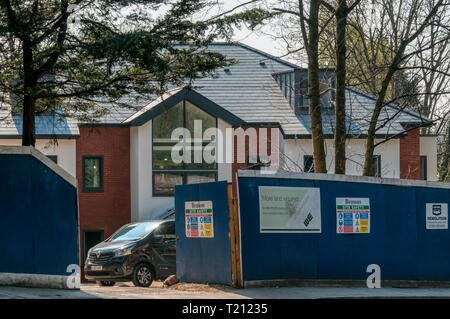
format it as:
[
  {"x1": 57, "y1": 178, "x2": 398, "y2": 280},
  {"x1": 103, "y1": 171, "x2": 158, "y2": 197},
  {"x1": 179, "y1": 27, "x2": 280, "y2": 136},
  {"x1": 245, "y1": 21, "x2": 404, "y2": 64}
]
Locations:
[{"x1": 84, "y1": 219, "x2": 176, "y2": 287}]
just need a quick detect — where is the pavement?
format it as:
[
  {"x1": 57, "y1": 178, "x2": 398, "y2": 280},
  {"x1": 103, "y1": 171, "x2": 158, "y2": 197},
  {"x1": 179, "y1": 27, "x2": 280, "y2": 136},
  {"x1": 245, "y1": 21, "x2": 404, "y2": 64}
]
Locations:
[{"x1": 2, "y1": 281, "x2": 450, "y2": 299}]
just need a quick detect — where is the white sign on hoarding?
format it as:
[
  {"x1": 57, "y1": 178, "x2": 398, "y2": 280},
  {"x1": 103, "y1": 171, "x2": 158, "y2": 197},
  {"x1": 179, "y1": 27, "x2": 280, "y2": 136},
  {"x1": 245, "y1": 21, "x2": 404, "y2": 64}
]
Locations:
[
  {"x1": 336, "y1": 198, "x2": 370, "y2": 234},
  {"x1": 426, "y1": 203, "x2": 448, "y2": 230},
  {"x1": 185, "y1": 201, "x2": 214, "y2": 238},
  {"x1": 259, "y1": 186, "x2": 321, "y2": 233}
]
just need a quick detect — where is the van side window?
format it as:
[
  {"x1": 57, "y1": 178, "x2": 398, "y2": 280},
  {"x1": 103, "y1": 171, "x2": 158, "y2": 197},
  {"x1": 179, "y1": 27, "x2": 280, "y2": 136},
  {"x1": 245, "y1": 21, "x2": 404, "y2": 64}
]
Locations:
[{"x1": 157, "y1": 222, "x2": 175, "y2": 239}]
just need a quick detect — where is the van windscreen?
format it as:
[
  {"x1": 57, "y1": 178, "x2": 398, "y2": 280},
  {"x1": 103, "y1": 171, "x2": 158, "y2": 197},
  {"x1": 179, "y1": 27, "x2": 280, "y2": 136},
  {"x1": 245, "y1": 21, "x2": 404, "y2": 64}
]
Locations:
[{"x1": 108, "y1": 222, "x2": 159, "y2": 242}]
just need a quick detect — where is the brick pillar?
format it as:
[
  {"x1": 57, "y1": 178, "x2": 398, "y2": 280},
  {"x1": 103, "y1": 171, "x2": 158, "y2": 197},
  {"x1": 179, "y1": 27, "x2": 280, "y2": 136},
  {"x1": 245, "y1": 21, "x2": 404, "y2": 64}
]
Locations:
[
  {"x1": 231, "y1": 126, "x2": 279, "y2": 196},
  {"x1": 77, "y1": 126, "x2": 131, "y2": 282},
  {"x1": 400, "y1": 127, "x2": 420, "y2": 180}
]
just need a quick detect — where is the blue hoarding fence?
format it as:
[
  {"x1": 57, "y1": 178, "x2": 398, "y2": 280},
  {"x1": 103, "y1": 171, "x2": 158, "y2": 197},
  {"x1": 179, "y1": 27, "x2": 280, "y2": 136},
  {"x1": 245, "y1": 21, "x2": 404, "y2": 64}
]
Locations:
[
  {"x1": 0, "y1": 147, "x2": 79, "y2": 289},
  {"x1": 237, "y1": 170, "x2": 450, "y2": 285},
  {"x1": 175, "y1": 181, "x2": 232, "y2": 285}
]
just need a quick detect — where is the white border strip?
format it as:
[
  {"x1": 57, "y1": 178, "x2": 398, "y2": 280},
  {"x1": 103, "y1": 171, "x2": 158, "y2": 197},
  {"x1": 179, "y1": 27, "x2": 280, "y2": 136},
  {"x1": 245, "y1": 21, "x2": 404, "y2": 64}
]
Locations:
[
  {"x1": 0, "y1": 272, "x2": 79, "y2": 290},
  {"x1": 238, "y1": 169, "x2": 450, "y2": 190},
  {"x1": 0, "y1": 146, "x2": 77, "y2": 188}
]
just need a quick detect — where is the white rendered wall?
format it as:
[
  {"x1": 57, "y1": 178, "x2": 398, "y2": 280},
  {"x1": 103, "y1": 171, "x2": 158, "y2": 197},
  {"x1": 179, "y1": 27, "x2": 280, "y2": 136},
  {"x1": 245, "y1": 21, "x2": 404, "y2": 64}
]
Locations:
[
  {"x1": 420, "y1": 135, "x2": 438, "y2": 181},
  {"x1": 130, "y1": 120, "x2": 172, "y2": 222},
  {"x1": 217, "y1": 119, "x2": 232, "y2": 182},
  {"x1": 284, "y1": 138, "x2": 400, "y2": 178},
  {"x1": 0, "y1": 139, "x2": 76, "y2": 177}
]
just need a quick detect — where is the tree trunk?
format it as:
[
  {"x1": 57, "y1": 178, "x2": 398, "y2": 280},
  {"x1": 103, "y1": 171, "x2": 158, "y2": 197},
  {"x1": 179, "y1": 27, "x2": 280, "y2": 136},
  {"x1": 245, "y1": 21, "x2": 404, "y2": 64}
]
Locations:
[
  {"x1": 439, "y1": 125, "x2": 450, "y2": 182},
  {"x1": 22, "y1": 42, "x2": 36, "y2": 147},
  {"x1": 363, "y1": 65, "x2": 398, "y2": 176},
  {"x1": 308, "y1": 0, "x2": 327, "y2": 173},
  {"x1": 22, "y1": 94, "x2": 36, "y2": 147},
  {"x1": 334, "y1": 0, "x2": 348, "y2": 174}
]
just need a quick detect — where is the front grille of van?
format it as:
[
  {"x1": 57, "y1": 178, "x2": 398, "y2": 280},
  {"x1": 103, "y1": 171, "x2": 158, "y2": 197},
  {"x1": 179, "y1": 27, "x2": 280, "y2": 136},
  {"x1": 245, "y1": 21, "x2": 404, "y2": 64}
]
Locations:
[{"x1": 88, "y1": 252, "x2": 113, "y2": 264}]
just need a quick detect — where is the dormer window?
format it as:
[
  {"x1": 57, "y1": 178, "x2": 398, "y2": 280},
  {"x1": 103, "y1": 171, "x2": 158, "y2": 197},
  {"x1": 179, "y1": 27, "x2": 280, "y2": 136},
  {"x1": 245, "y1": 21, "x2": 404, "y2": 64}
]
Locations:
[{"x1": 273, "y1": 69, "x2": 335, "y2": 109}]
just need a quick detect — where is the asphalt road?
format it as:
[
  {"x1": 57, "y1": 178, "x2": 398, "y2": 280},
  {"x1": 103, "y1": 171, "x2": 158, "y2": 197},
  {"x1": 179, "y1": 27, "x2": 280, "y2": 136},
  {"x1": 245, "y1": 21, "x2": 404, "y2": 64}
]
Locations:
[{"x1": 2, "y1": 282, "x2": 450, "y2": 299}]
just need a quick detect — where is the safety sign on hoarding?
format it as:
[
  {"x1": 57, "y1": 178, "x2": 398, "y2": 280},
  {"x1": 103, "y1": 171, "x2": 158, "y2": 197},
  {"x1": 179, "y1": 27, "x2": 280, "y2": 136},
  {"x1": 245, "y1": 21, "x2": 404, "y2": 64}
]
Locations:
[
  {"x1": 336, "y1": 198, "x2": 370, "y2": 234},
  {"x1": 426, "y1": 203, "x2": 448, "y2": 230},
  {"x1": 185, "y1": 201, "x2": 214, "y2": 238}
]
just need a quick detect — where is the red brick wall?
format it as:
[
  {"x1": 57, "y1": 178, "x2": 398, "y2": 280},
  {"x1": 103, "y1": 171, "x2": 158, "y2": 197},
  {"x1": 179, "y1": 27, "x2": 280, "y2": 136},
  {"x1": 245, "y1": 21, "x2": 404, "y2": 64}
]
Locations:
[
  {"x1": 231, "y1": 126, "x2": 278, "y2": 196},
  {"x1": 76, "y1": 126, "x2": 131, "y2": 281},
  {"x1": 400, "y1": 127, "x2": 420, "y2": 180}
]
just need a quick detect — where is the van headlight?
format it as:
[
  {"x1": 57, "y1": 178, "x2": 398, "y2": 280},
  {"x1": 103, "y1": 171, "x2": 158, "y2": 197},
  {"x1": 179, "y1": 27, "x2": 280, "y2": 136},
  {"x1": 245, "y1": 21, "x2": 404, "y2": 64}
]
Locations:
[{"x1": 114, "y1": 246, "x2": 133, "y2": 257}]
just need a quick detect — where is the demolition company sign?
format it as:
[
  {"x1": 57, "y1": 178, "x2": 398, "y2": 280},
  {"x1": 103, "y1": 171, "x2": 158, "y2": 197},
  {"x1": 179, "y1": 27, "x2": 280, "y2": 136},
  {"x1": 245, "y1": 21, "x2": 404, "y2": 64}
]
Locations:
[
  {"x1": 426, "y1": 203, "x2": 448, "y2": 230},
  {"x1": 185, "y1": 201, "x2": 214, "y2": 238}
]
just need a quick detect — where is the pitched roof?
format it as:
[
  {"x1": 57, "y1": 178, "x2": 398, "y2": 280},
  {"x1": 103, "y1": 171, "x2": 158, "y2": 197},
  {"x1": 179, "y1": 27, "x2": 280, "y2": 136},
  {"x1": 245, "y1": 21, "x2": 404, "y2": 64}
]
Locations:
[
  {"x1": 0, "y1": 42, "x2": 432, "y2": 138},
  {"x1": 186, "y1": 43, "x2": 305, "y2": 135},
  {"x1": 122, "y1": 86, "x2": 244, "y2": 127},
  {"x1": 0, "y1": 99, "x2": 79, "y2": 138}
]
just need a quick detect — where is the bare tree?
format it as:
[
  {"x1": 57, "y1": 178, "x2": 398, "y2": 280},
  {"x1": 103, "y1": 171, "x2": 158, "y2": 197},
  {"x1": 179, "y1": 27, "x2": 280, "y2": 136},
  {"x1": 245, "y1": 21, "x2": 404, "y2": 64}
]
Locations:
[
  {"x1": 344, "y1": 0, "x2": 448, "y2": 176},
  {"x1": 413, "y1": 3, "x2": 450, "y2": 134},
  {"x1": 319, "y1": 0, "x2": 362, "y2": 174},
  {"x1": 272, "y1": 0, "x2": 328, "y2": 173}
]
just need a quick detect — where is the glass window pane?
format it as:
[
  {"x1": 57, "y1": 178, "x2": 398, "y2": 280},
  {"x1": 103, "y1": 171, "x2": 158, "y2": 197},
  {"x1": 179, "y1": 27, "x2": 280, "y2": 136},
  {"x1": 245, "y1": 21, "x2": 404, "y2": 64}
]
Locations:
[
  {"x1": 186, "y1": 173, "x2": 216, "y2": 184},
  {"x1": 304, "y1": 155, "x2": 314, "y2": 173},
  {"x1": 184, "y1": 145, "x2": 217, "y2": 169},
  {"x1": 47, "y1": 155, "x2": 58, "y2": 164},
  {"x1": 371, "y1": 156, "x2": 381, "y2": 177},
  {"x1": 157, "y1": 221, "x2": 175, "y2": 236},
  {"x1": 153, "y1": 101, "x2": 184, "y2": 143},
  {"x1": 299, "y1": 77, "x2": 308, "y2": 107},
  {"x1": 420, "y1": 156, "x2": 427, "y2": 180},
  {"x1": 84, "y1": 158, "x2": 102, "y2": 189},
  {"x1": 153, "y1": 173, "x2": 183, "y2": 195},
  {"x1": 153, "y1": 145, "x2": 184, "y2": 169},
  {"x1": 185, "y1": 101, "x2": 216, "y2": 142},
  {"x1": 320, "y1": 77, "x2": 332, "y2": 107}
]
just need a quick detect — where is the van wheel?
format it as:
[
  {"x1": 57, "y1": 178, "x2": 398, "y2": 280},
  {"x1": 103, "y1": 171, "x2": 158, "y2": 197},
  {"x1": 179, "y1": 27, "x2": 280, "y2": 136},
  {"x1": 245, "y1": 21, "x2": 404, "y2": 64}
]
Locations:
[
  {"x1": 97, "y1": 280, "x2": 115, "y2": 287},
  {"x1": 132, "y1": 263, "x2": 154, "y2": 287}
]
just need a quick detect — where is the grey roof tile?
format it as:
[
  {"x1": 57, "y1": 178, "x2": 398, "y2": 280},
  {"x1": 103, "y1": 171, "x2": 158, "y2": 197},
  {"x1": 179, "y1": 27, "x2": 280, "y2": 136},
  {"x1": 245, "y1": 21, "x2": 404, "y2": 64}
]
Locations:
[
  {"x1": 0, "y1": 42, "x2": 431, "y2": 137},
  {"x1": 0, "y1": 100, "x2": 79, "y2": 137}
]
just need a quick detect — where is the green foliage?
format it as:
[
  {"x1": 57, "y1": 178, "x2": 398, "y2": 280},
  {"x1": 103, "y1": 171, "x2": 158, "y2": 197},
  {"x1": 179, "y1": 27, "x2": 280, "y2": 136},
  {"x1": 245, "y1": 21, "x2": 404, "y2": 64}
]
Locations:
[
  {"x1": 439, "y1": 124, "x2": 450, "y2": 182},
  {"x1": 0, "y1": 0, "x2": 258, "y2": 127}
]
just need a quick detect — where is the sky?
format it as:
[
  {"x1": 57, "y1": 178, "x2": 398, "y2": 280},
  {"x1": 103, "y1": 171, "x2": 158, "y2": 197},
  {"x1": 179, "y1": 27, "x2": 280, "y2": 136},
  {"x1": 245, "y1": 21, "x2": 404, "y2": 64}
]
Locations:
[{"x1": 201, "y1": 0, "x2": 292, "y2": 60}]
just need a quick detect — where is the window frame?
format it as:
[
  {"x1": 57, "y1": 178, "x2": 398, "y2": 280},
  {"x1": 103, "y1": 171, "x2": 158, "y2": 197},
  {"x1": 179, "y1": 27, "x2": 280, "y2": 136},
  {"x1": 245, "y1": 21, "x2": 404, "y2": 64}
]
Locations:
[
  {"x1": 47, "y1": 155, "x2": 58, "y2": 164},
  {"x1": 304, "y1": 155, "x2": 315, "y2": 173},
  {"x1": 372, "y1": 155, "x2": 381, "y2": 177},
  {"x1": 420, "y1": 155, "x2": 427, "y2": 180},
  {"x1": 151, "y1": 100, "x2": 218, "y2": 197},
  {"x1": 82, "y1": 155, "x2": 104, "y2": 192}
]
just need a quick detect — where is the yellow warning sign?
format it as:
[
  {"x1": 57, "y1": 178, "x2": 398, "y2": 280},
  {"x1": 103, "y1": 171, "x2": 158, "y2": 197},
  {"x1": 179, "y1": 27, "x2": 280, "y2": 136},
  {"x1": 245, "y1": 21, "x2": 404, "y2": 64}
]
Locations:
[{"x1": 360, "y1": 226, "x2": 369, "y2": 233}]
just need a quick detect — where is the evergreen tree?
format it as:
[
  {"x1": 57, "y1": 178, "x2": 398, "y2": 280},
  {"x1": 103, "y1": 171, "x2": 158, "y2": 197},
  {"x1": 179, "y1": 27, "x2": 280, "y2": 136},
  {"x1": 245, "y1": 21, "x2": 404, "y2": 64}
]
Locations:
[{"x1": 0, "y1": 0, "x2": 266, "y2": 146}]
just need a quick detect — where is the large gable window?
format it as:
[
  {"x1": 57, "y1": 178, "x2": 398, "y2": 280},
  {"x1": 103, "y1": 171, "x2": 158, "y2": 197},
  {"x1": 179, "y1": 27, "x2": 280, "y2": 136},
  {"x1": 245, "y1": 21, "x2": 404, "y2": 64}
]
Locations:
[{"x1": 152, "y1": 100, "x2": 217, "y2": 196}]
